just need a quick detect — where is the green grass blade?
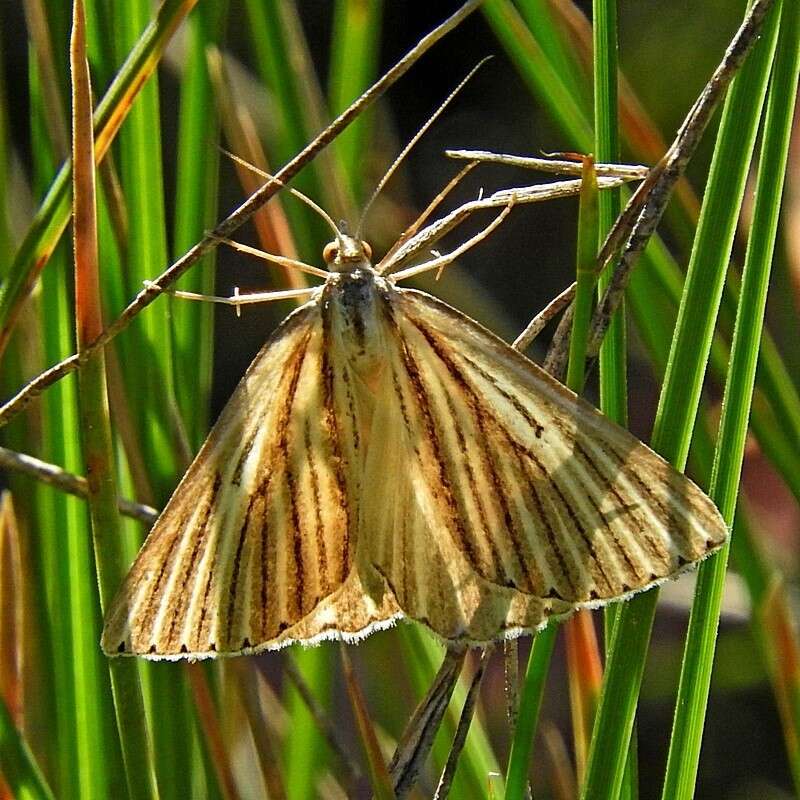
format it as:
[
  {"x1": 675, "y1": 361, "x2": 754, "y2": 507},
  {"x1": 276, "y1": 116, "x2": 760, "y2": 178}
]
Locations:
[
  {"x1": 593, "y1": 0, "x2": 626, "y2": 430},
  {"x1": 0, "y1": 694, "x2": 55, "y2": 800},
  {"x1": 482, "y1": 0, "x2": 592, "y2": 148},
  {"x1": 567, "y1": 157, "x2": 599, "y2": 393},
  {"x1": 107, "y1": 0, "x2": 199, "y2": 792},
  {"x1": 580, "y1": 4, "x2": 782, "y2": 798},
  {"x1": 171, "y1": 2, "x2": 225, "y2": 449},
  {"x1": 242, "y1": 0, "x2": 326, "y2": 257},
  {"x1": 29, "y1": 42, "x2": 120, "y2": 798},
  {"x1": 515, "y1": 0, "x2": 588, "y2": 107},
  {"x1": 329, "y1": 0, "x2": 383, "y2": 204},
  {"x1": 71, "y1": 4, "x2": 159, "y2": 797},
  {"x1": 660, "y1": 2, "x2": 800, "y2": 796},
  {"x1": 282, "y1": 649, "x2": 334, "y2": 800},
  {"x1": 504, "y1": 625, "x2": 558, "y2": 800},
  {"x1": 0, "y1": 0, "x2": 197, "y2": 355},
  {"x1": 592, "y1": 1, "x2": 636, "y2": 792},
  {"x1": 591, "y1": 8, "x2": 635, "y2": 792}
]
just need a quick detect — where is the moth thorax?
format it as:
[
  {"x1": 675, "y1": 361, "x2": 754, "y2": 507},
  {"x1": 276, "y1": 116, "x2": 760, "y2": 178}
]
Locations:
[{"x1": 327, "y1": 270, "x2": 388, "y2": 391}]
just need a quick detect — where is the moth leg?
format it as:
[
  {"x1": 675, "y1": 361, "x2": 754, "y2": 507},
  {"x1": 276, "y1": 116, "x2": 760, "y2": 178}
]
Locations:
[
  {"x1": 377, "y1": 162, "x2": 478, "y2": 271},
  {"x1": 212, "y1": 237, "x2": 330, "y2": 279},
  {"x1": 142, "y1": 280, "x2": 316, "y2": 316},
  {"x1": 390, "y1": 198, "x2": 516, "y2": 284}
]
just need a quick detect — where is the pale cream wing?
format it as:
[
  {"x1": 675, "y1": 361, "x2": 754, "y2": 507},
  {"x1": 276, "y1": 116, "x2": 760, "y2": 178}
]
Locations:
[
  {"x1": 361, "y1": 287, "x2": 728, "y2": 642},
  {"x1": 103, "y1": 300, "x2": 394, "y2": 659}
]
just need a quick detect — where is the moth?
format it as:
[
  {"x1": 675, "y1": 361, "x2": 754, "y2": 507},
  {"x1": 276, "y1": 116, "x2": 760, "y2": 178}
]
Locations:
[{"x1": 102, "y1": 209, "x2": 728, "y2": 660}]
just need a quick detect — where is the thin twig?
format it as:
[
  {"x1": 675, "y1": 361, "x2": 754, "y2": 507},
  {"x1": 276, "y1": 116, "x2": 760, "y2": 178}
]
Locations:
[
  {"x1": 545, "y1": 0, "x2": 777, "y2": 373},
  {"x1": 543, "y1": 303, "x2": 575, "y2": 381},
  {"x1": 433, "y1": 648, "x2": 493, "y2": 799},
  {"x1": 377, "y1": 162, "x2": 478, "y2": 271},
  {"x1": 0, "y1": 0, "x2": 483, "y2": 429},
  {"x1": 513, "y1": 283, "x2": 576, "y2": 353},
  {"x1": 382, "y1": 176, "x2": 631, "y2": 276},
  {"x1": 446, "y1": 149, "x2": 649, "y2": 180},
  {"x1": 503, "y1": 640, "x2": 520, "y2": 733},
  {"x1": 388, "y1": 646, "x2": 467, "y2": 798},
  {"x1": 0, "y1": 445, "x2": 157, "y2": 524}
]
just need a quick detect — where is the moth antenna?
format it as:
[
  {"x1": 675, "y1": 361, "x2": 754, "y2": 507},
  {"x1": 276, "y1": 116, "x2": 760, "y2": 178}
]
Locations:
[
  {"x1": 355, "y1": 56, "x2": 492, "y2": 240},
  {"x1": 220, "y1": 146, "x2": 345, "y2": 249}
]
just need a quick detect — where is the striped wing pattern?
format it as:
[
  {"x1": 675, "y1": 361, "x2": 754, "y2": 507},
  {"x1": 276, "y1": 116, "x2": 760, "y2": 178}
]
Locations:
[
  {"x1": 359, "y1": 288, "x2": 727, "y2": 642},
  {"x1": 104, "y1": 272, "x2": 727, "y2": 658},
  {"x1": 103, "y1": 302, "x2": 399, "y2": 659}
]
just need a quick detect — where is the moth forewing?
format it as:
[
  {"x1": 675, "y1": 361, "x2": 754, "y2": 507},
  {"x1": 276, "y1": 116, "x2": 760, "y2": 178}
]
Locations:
[{"x1": 103, "y1": 237, "x2": 728, "y2": 659}]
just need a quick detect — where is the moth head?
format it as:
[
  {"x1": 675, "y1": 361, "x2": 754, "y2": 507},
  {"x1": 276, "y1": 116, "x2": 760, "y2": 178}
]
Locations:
[{"x1": 323, "y1": 233, "x2": 373, "y2": 273}]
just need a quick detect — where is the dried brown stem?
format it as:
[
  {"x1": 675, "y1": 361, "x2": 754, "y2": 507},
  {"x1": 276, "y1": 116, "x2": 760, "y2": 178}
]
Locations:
[
  {"x1": 546, "y1": 0, "x2": 777, "y2": 375},
  {"x1": 503, "y1": 640, "x2": 520, "y2": 733},
  {"x1": 513, "y1": 283, "x2": 576, "y2": 353},
  {"x1": 0, "y1": 445, "x2": 157, "y2": 524},
  {"x1": 433, "y1": 648, "x2": 493, "y2": 799},
  {"x1": 388, "y1": 646, "x2": 467, "y2": 798}
]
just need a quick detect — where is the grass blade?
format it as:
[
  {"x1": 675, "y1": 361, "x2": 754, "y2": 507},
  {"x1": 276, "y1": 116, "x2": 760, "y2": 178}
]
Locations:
[
  {"x1": 329, "y1": 0, "x2": 383, "y2": 204},
  {"x1": 660, "y1": 1, "x2": 800, "y2": 795},
  {"x1": 580, "y1": 3, "x2": 782, "y2": 798},
  {"x1": 70, "y1": 4, "x2": 159, "y2": 797},
  {"x1": 0, "y1": 695, "x2": 54, "y2": 800},
  {"x1": 0, "y1": 0, "x2": 197, "y2": 356},
  {"x1": 504, "y1": 625, "x2": 558, "y2": 800}
]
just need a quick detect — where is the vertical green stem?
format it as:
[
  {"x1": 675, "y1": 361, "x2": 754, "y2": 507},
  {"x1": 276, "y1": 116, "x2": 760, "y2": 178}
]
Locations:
[
  {"x1": 580, "y1": 4, "x2": 782, "y2": 798},
  {"x1": 71, "y1": 3, "x2": 159, "y2": 798},
  {"x1": 661, "y1": 1, "x2": 799, "y2": 796},
  {"x1": 0, "y1": 695, "x2": 55, "y2": 800},
  {"x1": 504, "y1": 626, "x2": 558, "y2": 800}
]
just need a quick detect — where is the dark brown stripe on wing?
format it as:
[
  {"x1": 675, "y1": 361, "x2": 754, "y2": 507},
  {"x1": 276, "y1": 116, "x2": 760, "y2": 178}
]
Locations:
[
  {"x1": 524, "y1": 446, "x2": 615, "y2": 596},
  {"x1": 459, "y1": 352, "x2": 544, "y2": 438},
  {"x1": 441, "y1": 390, "x2": 502, "y2": 576},
  {"x1": 305, "y1": 421, "x2": 329, "y2": 594},
  {"x1": 418, "y1": 323, "x2": 538, "y2": 591},
  {"x1": 225, "y1": 492, "x2": 257, "y2": 647},
  {"x1": 391, "y1": 369, "x2": 420, "y2": 457},
  {"x1": 602, "y1": 442, "x2": 697, "y2": 556},
  {"x1": 274, "y1": 333, "x2": 311, "y2": 622},
  {"x1": 572, "y1": 440, "x2": 671, "y2": 572},
  {"x1": 163, "y1": 473, "x2": 222, "y2": 649},
  {"x1": 137, "y1": 517, "x2": 192, "y2": 642},
  {"x1": 389, "y1": 320, "x2": 487, "y2": 576},
  {"x1": 506, "y1": 438, "x2": 577, "y2": 597}
]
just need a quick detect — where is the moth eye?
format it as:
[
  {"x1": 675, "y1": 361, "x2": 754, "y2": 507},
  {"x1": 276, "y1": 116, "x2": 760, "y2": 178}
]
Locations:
[
  {"x1": 361, "y1": 241, "x2": 373, "y2": 260},
  {"x1": 323, "y1": 241, "x2": 339, "y2": 263}
]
